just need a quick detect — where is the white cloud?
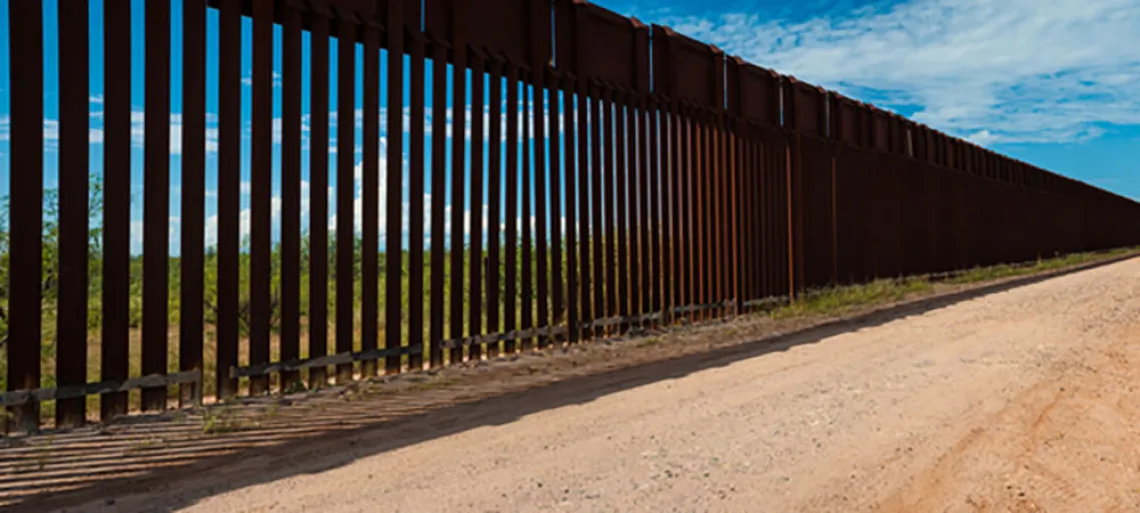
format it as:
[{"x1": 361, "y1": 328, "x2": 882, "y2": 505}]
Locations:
[
  {"x1": 187, "y1": 140, "x2": 572, "y2": 251},
  {"x1": 241, "y1": 71, "x2": 282, "y2": 88},
  {"x1": 2, "y1": 109, "x2": 221, "y2": 153},
  {"x1": 637, "y1": 0, "x2": 1140, "y2": 144},
  {"x1": 967, "y1": 129, "x2": 998, "y2": 146},
  {"x1": 328, "y1": 139, "x2": 395, "y2": 235},
  {"x1": 203, "y1": 180, "x2": 319, "y2": 248},
  {"x1": 137, "y1": 110, "x2": 220, "y2": 154},
  {"x1": 3, "y1": 117, "x2": 106, "y2": 145},
  {"x1": 4, "y1": 98, "x2": 553, "y2": 155},
  {"x1": 44, "y1": 119, "x2": 58, "y2": 141},
  {"x1": 129, "y1": 216, "x2": 182, "y2": 255}
]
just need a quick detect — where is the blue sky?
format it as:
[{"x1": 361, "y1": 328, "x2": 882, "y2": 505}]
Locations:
[
  {"x1": 0, "y1": 0, "x2": 514, "y2": 254},
  {"x1": 1, "y1": 0, "x2": 1137, "y2": 255},
  {"x1": 619, "y1": 0, "x2": 1140, "y2": 196}
]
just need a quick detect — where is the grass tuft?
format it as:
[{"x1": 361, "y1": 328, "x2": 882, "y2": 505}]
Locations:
[
  {"x1": 771, "y1": 278, "x2": 934, "y2": 319},
  {"x1": 200, "y1": 406, "x2": 246, "y2": 435},
  {"x1": 770, "y1": 247, "x2": 1140, "y2": 320}
]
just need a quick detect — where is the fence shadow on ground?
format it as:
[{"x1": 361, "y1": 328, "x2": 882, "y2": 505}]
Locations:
[{"x1": 3, "y1": 255, "x2": 1133, "y2": 513}]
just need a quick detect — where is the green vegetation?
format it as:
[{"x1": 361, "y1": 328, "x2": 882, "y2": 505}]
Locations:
[
  {"x1": 200, "y1": 405, "x2": 245, "y2": 435},
  {"x1": 0, "y1": 176, "x2": 571, "y2": 408},
  {"x1": 770, "y1": 246, "x2": 1139, "y2": 319},
  {"x1": 1, "y1": 175, "x2": 1136, "y2": 419},
  {"x1": 944, "y1": 247, "x2": 1136, "y2": 284},
  {"x1": 771, "y1": 277, "x2": 934, "y2": 319}
]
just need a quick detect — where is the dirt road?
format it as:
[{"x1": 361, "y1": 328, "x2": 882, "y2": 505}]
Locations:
[{"x1": 69, "y1": 257, "x2": 1140, "y2": 512}]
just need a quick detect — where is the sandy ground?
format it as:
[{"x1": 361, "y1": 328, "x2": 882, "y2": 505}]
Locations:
[{"x1": 11, "y1": 256, "x2": 1140, "y2": 513}]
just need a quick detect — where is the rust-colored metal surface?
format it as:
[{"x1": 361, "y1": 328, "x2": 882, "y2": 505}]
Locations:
[
  {"x1": 798, "y1": 135, "x2": 835, "y2": 289},
  {"x1": 179, "y1": 0, "x2": 208, "y2": 405},
  {"x1": 142, "y1": 0, "x2": 171, "y2": 412},
  {"x1": 56, "y1": 0, "x2": 91, "y2": 427},
  {"x1": 279, "y1": 0, "x2": 303, "y2": 390},
  {"x1": 429, "y1": 34, "x2": 450, "y2": 367},
  {"x1": 590, "y1": 83, "x2": 605, "y2": 335},
  {"x1": 667, "y1": 100, "x2": 682, "y2": 318},
  {"x1": 217, "y1": 0, "x2": 243, "y2": 398},
  {"x1": 602, "y1": 87, "x2": 617, "y2": 326},
  {"x1": 449, "y1": 7, "x2": 468, "y2": 362},
  {"x1": 788, "y1": 79, "x2": 827, "y2": 137},
  {"x1": 386, "y1": 0, "x2": 407, "y2": 373},
  {"x1": 426, "y1": 0, "x2": 551, "y2": 71},
  {"x1": 486, "y1": 56, "x2": 503, "y2": 353},
  {"x1": 468, "y1": 48, "x2": 486, "y2": 358},
  {"x1": 549, "y1": 71, "x2": 565, "y2": 330},
  {"x1": 252, "y1": 0, "x2": 275, "y2": 393},
  {"x1": 3, "y1": 0, "x2": 1140, "y2": 437},
  {"x1": 679, "y1": 104, "x2": 693, "y2": 315},
  {"x1": 408, "y1": 30, "x2": 428, "y2": 368},
  {"x1": 360, "y1": 20, "x2": 382, "y2": 377},
  {"x1": 686, "y1": 105, "x2": 699, "y2": 315},
  {"x1": 533, "y1": 72, "x2": 550, "y2": 348},
  {"x1": 648, "y1": 96, "x2": 664, "y2": 319},
  {"x1": 736, "y1": 121, "x2": 751, "y2": 305},
  {"x1": 693, "y1": 108, "x2": 709, "y2": 314},
  {"x1": 635, "y1": 101, "x2": 649, "y2": 322},
  {"x1": 505, "y1": 61, "x2": 520, "y2": 354},
  {"x1": 634, "y1": 24, "x2": 652, "y2": 323},
  {"x1": 100, "y1": 0, "x2": 131, "y2": 422},
  {"x1": 303, "y1": 9, "x2": 330, "y2": 389},
  {"x1": 563, "y1": 75, "x2": 580, "y2": 342},
  {"x1": 577, "y1": 78, "x2": 593, "y2": 339},
  {"x1": 521, "y1": 80, "x2": 534, "y2": 349},
  {"x1": 615, "y1": 91, "x2": 630, "y2": 326}
]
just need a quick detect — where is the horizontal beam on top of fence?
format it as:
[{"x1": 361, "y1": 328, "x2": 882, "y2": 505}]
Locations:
[{"x1": 0, "y1": 371, "x2": 203, "y2": 408}]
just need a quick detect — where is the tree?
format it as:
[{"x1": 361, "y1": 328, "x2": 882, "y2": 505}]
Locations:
[{"x1": 0, "y1": 175, "x2": 104, "y2": 348}]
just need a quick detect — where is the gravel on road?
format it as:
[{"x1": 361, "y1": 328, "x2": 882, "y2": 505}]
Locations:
[{"x1": 165, "y1": 257, "x2": 1140, "y2": 512}]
